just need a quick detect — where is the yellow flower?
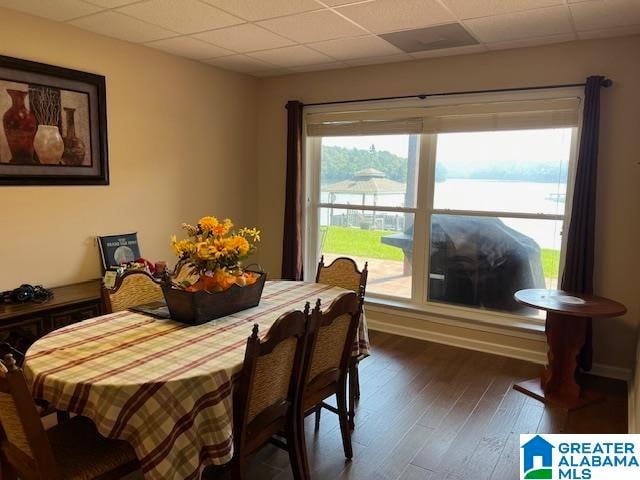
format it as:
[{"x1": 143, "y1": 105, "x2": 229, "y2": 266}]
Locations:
[
  {"x1": 171, "y1": 236, "x2": 196, "y2": 257},
  {"x1": 170, "y1": 216, "x2": 260, "y2": 284},
  {"x1": 227, "y1": 235, "x2": 250, "y2": 256},
  {"x1": 240, "y1": 227, "x2": 261, "y2": 242},
  {"x1": 195, "y1": 241, "x2": 214, "y2": 260},
  {"x1": 198, "y1": 216, "x2": 219, "y2": 232}
]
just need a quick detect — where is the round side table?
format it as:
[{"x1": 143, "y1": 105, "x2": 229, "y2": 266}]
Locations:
[{"x1": 513, "y1": 288, "x2": 626, "y2": 410}]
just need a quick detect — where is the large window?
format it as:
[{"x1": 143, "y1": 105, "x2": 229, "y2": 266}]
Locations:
[
  {"x1": 317, "y1": 134, "x2": 418, "y2": 299},
  {"x1": 305, "y1": 92, "x2": 580, "y2": 319}
]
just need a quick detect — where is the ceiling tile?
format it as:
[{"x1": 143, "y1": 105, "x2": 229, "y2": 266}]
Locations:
[
  {"x1": 337, "y1": 0, "x2": 455, "y2": 33},
  {"x1": 205, "y1": 54, "x2": 275, "y2": 72},
  {"x1": 202, "y1": 0, "x2": 321, "y2": 21},
  {"x1": 70, "y1": 11, "x2": 175, "y2": 42},
  {"x1": 257, "y1": 9, "x2": 367, "y2": 43},
  {"x1": 344, "y1": 53, "x2": 412, "y2": 66},
  {"x1": 146, "y1": 36, "x2": 233, "y2": 59},
  {"x1": 309, "y1": 35, "x2": 402, "y2": 60},
  {"x1": 577, "y1": 23, "x2": 640, "y2": 39},
  {"x1": 193, "y1": 24, "x2": 294, "y2": 53},
  {"x1": 464, "y1": 6, "x2": 573, "y2": 43},
  {"x1": 248, "y1": 45, "x2": 334, "y2": 67},
  {"x1": 442, "y1": 0, "x2": 563, "y2": 20},
  {"x1": 570, "y1": 0, "x2": 640, "y2": 32},
  {"x1": 409, "y1": 43, "x2": 486, "y2": 58},
  {"x1": 486, "y1": 32, "x2": 576, "y2": 50},
  {"x1": 83, "y1": 0, "x2": 139, "y2": 7},
  {"x1": 0, "y1": 0, "x2": 102, "y2": 21},
  {"x1": 117, "y1": 0, "x2": 243, "y2": 34}
]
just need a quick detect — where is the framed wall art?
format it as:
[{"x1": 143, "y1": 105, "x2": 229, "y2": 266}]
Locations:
[{"x1": 0, "y1": 54, "x2": 108, "y2": 185}]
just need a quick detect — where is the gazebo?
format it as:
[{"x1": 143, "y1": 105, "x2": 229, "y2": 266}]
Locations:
[
  {"x1": 324, "y1": 168, "x2": 406, "y2": 204},
  {"x1": 324, "y1": 168, "x2": 407, "y2": 230}
]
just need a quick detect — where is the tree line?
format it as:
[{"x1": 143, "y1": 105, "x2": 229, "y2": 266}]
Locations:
[{"x1": 321, "y1": 145, "x2": 568, "y2": 184}]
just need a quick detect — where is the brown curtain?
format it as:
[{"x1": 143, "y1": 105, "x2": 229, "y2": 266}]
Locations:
[
  {"x1": 561, "y1": 75, "x2": 608, "y2": 371},
  {"x1": 281, "y1": 100, "x2": 304, "y2": 280}
]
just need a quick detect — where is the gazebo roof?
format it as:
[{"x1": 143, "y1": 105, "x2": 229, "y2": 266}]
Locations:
[{"x1": 325, "y1": 169, "x2": 406, "y2": 195}]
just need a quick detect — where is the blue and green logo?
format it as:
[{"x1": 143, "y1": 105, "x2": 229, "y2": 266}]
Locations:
[{"x1": 522, "y1": 435, "x2": 554, "y2": 479}]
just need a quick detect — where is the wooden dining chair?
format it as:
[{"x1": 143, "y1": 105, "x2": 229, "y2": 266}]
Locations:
[
  {"x1": 0, "y1": 353, "x2": 139, "y2": 480},
  {"x1": 299, "y1": 291, "x2": 363, "y2": 471},
  {"x1": 316, "y1": 255, "x2": 368, "y2": 294},
  {"x1": 229, "y1": 308, "x2": 311, "y2": 480},
  {"x1": 102, "y1": 270, "x2": 163, "y2": 313},
  {"x1": 315, "y1": 255, "x2": 368, "y2": 428}
]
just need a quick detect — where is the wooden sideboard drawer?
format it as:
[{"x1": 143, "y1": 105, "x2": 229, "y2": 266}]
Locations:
[{"x1": 0, "y1": 280, "x2": 103, "y2": 361}]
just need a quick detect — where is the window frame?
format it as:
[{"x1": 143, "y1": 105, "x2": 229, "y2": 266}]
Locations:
[{"x1": 303, "y1": 88, "x2": 584, "y2": 327}]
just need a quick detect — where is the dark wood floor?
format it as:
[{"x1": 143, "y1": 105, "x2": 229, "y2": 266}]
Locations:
[{"x1": 243, "y1": 330, "x2": 627, "y2": 480}]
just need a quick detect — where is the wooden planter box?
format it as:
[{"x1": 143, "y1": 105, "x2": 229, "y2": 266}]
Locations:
[{"x1": 161, "y1": 272, "x2": 266, "y2": 325}]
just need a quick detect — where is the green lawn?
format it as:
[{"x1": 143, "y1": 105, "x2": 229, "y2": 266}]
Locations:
[
  {"x1": 322, "y1": 226, "x2": 560, "y2": 279},
  {"x1": 323, "y1": 226, "x2": 404, "y2": 261},
  {"x1": 541, "y1": 248, "x2": 560, "y2": 280}
]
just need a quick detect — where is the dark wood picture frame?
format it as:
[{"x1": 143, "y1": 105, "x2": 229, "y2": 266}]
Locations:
[{"x1": 0, "y1": 54, "x2": 108, "y2": 186}]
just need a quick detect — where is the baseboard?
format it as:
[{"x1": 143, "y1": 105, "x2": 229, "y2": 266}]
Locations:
[
  {"x1": 589, "y1": 363, "x2": 632, "y2": 381},
  {"x1": 367, "y1": 317, "x2": 632, "y2": 381},
  {"x1": 367, "y1": 318, "x2": 547, "y2": 365}
]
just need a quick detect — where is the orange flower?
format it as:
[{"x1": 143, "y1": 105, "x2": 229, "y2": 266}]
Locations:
[
  {"x1": 212, "y1": 218, "x2": 233, "y2": 236},
  {"x1": 198, "y1": 216, "x2": 218, "y2": 232}
]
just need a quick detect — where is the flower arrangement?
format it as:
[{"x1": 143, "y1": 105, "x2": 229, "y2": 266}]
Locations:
[{"x1": 170, "y1": 216, "x2": 260, "y2": 292}]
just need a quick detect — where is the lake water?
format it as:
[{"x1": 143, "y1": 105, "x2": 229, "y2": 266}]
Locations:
[{"x1": 320, "y1": 179, "x2": 566, "y2": 250}]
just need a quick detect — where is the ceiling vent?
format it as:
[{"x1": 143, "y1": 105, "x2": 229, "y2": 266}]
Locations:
[{"x1": 379, "y1": 23, "x2": 478, "y2": 53}]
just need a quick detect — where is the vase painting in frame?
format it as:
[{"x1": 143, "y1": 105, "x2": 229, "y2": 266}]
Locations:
[{"x1": 0, "y1": 54, "x2": 108, "y2": 185}]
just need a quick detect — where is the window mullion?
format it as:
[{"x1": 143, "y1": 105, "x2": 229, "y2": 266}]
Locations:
[
  {"x1": 411, "y1": 133, "x2": 436, "y2": 305},
  {"x1": 305, "y1": 136, "x2": 321, "y2": 282}
]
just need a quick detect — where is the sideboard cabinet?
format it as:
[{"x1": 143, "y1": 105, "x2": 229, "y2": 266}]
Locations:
[{"x1": 0, "y1": 280, "x2": 103, "y2": 361}]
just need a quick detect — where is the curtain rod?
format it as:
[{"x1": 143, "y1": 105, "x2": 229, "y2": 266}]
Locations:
[{"x1": 302, "y1": 78, "x2": 612, "y2": 108}]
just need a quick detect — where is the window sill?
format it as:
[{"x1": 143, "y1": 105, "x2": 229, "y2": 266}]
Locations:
[{"x1": 364, "y1": 295, "x2": 546, "y2": 340}]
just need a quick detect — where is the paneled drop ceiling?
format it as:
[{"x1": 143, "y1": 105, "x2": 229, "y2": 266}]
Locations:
[{"x1": 1, "y1": 0, "x2": 639, "y2": 77}]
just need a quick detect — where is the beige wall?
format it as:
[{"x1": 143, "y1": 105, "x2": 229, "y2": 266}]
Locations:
[
  {"x1": 256, "y1": 36, "x2": 640, "y2": 370},
  {"x1": 0, "y1": 7, "x2": 259, "y2": 291}
]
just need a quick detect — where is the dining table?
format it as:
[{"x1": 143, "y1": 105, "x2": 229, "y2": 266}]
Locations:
[{"x1": 23, "y1": 280, "x2": 370, "y2": 480}]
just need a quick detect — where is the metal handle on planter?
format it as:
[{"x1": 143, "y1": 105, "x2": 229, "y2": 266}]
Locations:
[{"x1": 244, "y1": 263, "x2": 264, "y2": 274}]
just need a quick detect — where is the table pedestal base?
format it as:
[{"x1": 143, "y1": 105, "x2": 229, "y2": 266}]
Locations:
[{"x1": 514, "y1": 377, "x2": 604, "y2": 411}]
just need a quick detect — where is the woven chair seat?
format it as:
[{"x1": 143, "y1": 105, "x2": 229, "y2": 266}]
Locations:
[{"x1": 48, "y1": 416, "x2": 137, "y2": 480}]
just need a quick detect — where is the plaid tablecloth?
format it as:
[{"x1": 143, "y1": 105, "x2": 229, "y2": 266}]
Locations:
[{"x1": 23, "y1": 281, "x2": 369, "y2": 480}]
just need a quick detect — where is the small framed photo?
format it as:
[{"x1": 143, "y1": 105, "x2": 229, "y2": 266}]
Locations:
[
  {"x1": 97, "y1": 233, "x2": 141, "y2": 272},
  {"x1": 0, "y1": 54, "x2": 108, "y2": 186}
]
